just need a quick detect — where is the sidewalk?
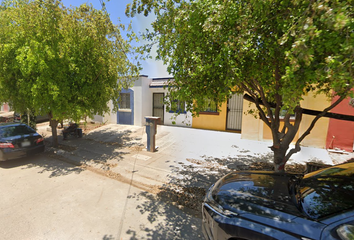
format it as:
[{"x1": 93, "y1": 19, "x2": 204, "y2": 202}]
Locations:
[
  {"x1": 39, "y1": 123, "x2": 354, "y2": 187},
  {"x1": 87, "y1": 124, "x2": 354, "y2": 163}
]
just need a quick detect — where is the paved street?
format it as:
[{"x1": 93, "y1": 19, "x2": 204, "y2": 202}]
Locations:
[{"x1": 0, "y1": 154, "x2": 201, "y2": 240}]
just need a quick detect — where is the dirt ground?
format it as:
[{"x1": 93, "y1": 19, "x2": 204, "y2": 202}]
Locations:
[{"x1": 38, "y1": 121, "x2": 105, "y2": 149}]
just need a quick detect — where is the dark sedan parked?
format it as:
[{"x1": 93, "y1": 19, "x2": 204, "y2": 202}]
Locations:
[
  {"x1": 0, "y1": 123, "x2": 45, "y2": 161},
  {"x1": 202, "y1": 162, "x2": 354, "y2": 240}
]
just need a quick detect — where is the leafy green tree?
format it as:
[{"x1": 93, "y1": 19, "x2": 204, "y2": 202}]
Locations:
[
  {"x1": 126, "y1": 0, "x2": 354, "y2": 171},
  {"x1": 0, "y1": 0, "x2": 140, "y2": 147},
  {"x1": 20, "y1": 110, "x2": 37, "y2": 130}
]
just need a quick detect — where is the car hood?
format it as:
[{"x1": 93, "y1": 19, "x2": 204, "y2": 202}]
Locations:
[{"x1": 210, "y1": 171, "x2": 303, "y2": 218}]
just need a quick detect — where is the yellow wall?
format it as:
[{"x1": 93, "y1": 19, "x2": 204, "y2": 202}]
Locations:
[
  {"x1": 241, "y1": 91, "x2": 331, "y2": 148},
  {"x1": 241, "y1": 101, "x2": 264, "y2": 141},
  {"x1": 298, "y1": 92, "x2": 330, "y2": 148},
  {"x1": 192, "y1": 102, "x2": 228, "y2": 131},
  {"x1": 263, "y1": 120, "x2": 300, "y2": 142}
]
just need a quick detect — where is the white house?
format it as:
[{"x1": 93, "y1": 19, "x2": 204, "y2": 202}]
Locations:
[{"x1": 93, "y1": 75, "x2": 192, "y2": 127}]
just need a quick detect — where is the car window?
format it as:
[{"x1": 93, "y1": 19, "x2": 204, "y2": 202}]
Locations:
[{"x1": 0, "y1": 125, "x2": 36, "y2": 137}]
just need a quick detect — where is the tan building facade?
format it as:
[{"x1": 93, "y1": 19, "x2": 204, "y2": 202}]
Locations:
[{"x1": 241, "y1": 92, "x2": 332, "y2": 149}]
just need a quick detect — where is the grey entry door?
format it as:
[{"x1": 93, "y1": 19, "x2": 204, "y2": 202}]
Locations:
[
  {"x1": 226, "y1": 93, "x2": 243, "y2": 131},
  {"x1": 153, "y1": 93, "x2": 164, "y2": 124}
]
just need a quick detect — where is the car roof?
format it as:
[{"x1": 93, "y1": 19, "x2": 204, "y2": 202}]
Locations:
[
  {"x1": 305, "y1": 162, "x2": 354, "y2": 178},
  {"x1": 0, "y1": 122, "x2": 26, "y2": 127}
]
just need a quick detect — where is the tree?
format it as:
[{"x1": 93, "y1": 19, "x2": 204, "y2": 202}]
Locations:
[
  {"x1": 126, "y1": 0, "x2": 354, "y2": 171},
  {"x1": 0, "y1": 0, "x2": 140, "y2": 147}
]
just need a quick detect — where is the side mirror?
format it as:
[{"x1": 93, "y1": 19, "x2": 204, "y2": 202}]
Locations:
[{"x1": 336, "y1": 224, "x2": 354, "y2": 240}]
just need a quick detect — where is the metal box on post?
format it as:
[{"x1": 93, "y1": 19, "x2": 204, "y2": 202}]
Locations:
[{"x1": 145, "y1": 116, "x2": 161, "y2": 152}]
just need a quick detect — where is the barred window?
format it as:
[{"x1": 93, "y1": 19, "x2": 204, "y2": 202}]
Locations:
[
  {"x1": 200, "y1": 98, "x2": 218, "y2": 113},
  {"x1": 120, "y1": 93, "x2": 130, "y2": 109},
  {"x1": 170, "y1": 99, "x2": 186, "y2": 113}
]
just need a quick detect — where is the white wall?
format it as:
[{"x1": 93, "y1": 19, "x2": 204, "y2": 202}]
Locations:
[
  {"x1": 141, "y1": 76, "x2": 153, "y2": 125},
  {"x1": 91, "y1": 75, "x2": 192, "y2": 127},
  {"x1": 92, "y1": 114, "x2": 104, "y2": 123},
  {"x1": 92, "y1": 76, "x2": 151, "y2": 125},
  {"x1": 104, "y1": 100, "x2": 117, "y2": 124},
  {"x1": 130, "y1": 75, "x2": 153, "y2": 126},
  {"x1": 90, "y1": 100, "x2": 116, "y2": 124},
  {"x1": 132, "y1": 77, "x2": 143, "y2": 126}
]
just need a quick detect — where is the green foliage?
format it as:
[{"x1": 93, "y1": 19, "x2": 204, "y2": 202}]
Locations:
[
  {"x1": 20, "y1": 110, "x2": 37, "y2": 130},
  {"x1": 0, "y1": 0, "x2": 140, "y2": 123},
  {"x1": 128, "y1": 0, "x2": 354, "y2": 112},
  {"x1": 126, "y1": 0, "x2": 354, "y2": 168}
]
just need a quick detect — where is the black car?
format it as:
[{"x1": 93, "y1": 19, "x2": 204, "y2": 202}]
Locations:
[
  {"x1": 202, "y1": 162, "x2": 354, "y2": 240},
  {"x1": 0, "y1": 122, "x2": 45, "y2": 161}
]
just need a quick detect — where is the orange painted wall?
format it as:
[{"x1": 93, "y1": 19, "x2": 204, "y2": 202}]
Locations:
[
  {"x1": 192, "y1": 102, "x2": 228, "y2": 131},
  {"x1": 326, "y1": 96, "x2": 354, "y2": 151}
]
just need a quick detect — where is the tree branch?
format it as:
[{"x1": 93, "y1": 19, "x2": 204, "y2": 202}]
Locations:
[
  {"x1": 241, "y1": 83, "x2": 271, "y2": 128},
  {"x1": 294, "y1": 95, "x2": 346, "y2": 147},
  {"x1": 244, "y1": 93, "x2": 354, "y2": 121},
  {"x1": 284, "y1": 95, "x2": 346, "y2": 160}
]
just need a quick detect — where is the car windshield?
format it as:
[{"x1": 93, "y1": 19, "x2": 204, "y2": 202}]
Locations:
[
  {"x1": 299, "y1": 165, "x2": 354, "y2": 220},
  {"x1": 0, "y1": 125, "x2": 36, "y2": 138}
]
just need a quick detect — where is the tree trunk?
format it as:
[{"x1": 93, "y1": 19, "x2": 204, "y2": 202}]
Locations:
[
  {"x1": 273, "y1": 147, "x2": 288, "y2": 172},
  {"x1": 49, "y1": 114, "x2": 59, "y2": 148}
]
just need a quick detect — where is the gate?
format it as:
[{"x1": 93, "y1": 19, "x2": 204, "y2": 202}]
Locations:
[{"x1": 226, "y1": 94, "x2": 243, "y2": 131}]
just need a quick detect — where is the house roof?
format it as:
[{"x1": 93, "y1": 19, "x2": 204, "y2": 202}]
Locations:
[{"x1": 149, "y1": 77, "x2": 173, "y2": 88}]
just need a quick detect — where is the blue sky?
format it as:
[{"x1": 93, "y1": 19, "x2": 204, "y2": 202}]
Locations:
[{"x1": 61, "y1": 0, "x2": 170, "y2": 78}]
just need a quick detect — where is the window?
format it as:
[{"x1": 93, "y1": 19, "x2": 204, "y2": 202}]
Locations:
[
  {"x1": 200, "y1": 98, "x2": 218, "y2": 113},
  {"x1": 119, "y1": 93, "x2": 130, "y2": 109},
  {"x1": 0, "y1": 125, "x2": 35, "y2": 138},
  {"x1": 170, "y1": 99, "x2": 186, "y2": 113}
]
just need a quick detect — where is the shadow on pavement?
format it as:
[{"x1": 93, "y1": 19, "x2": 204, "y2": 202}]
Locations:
[
  {"x1": 45, "y1": 133, "x2": 136, "y2": 166},
  {"x1": 22, "y1": 127, "x2": 145, "y2": 178},
  {"x1": 66, "y1": 139, "x2": 130, "y2": 163},
  {"x1": 102, "y1": 235, "x2": 115, "y2": 240},
  {"x1": 0, "y1": 153, "x2": 85, "y2": 178},
  {"x1": 86, "y1": 128, "x2": 144, "y2": 148},
  {"x1": 0, "y1": 155, "x2": 37, "y2": 169},
  {"x1": 158, "y1": 152, "x2": 276, "y2": 216},
  {"x1": 24, "y1": 154, "x2": 85, "y2": 178},
  {"x1": 152, "y1": 152, "x2": 307, "y2": 220},
  {"x1": 124, "y1": 191, "x2": 202, "y2": 240},
  {"x1": 115, "y1": 153, "x2": 281, "y2": 240}
]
